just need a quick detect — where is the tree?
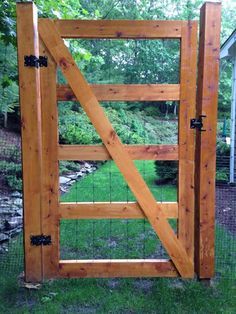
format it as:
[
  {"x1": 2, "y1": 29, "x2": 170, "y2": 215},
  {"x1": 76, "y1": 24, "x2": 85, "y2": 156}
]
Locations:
[{"x1": 0, "y1": 0, "x2": 235, "y2": 128}]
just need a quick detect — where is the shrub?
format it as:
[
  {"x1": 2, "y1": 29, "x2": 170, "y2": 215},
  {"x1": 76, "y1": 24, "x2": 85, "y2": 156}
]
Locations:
[
  {"x1": 5, "y1": 175, "x2": 22, "y2": 191},
  {"x1": 0, "y1": 160, "x2": 22, "y2": 191},
  {"x1": 59, "y1": 161, "x2": 82, "y2": 175},
  {"x1": 62, "y1": 125, "x2": 93, "y2": 144},
  {"x1": 154, "y1": 161, "x2": 178, "y2": 184},
  {"x1": 216, "y1": 139, "x2": 230, "y2": 156},
  {"x1": 216, "y1": 168, "x2": 229, "y2": 182}
]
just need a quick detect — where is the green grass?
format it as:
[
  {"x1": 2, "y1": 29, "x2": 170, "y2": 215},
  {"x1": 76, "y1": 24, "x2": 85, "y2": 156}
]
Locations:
[
  {"x1": 61, "y1": 160, "x2": 177, "y2": 203},
  {"x1": 0, "y1": 226, "x2": 235, "y2": 314},
  {"x1": 0, "y1": 161, "x2": 235, "y2": 313},
  {"x1": 60, "y1": 161, "x2": 176, "y2": 260}
]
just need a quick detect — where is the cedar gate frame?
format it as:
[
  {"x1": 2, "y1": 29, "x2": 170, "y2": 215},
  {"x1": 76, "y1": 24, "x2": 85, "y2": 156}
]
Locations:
[{"x1": 16, "y1": 1, "x2": 221, "y2": 282}]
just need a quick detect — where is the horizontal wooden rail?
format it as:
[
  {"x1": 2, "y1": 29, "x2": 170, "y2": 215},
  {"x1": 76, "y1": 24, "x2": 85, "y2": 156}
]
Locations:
[
  {"x1": 59, "y1": 202, "x2": 178, "y2": 219},
  {"x1": 52, "y1": 19, "x2": 184, "y2": 39},
  {"x1": 57, "y1": 84, "x2": 180, "y2": 102},
  {"x1": 58, "y1": 259, "x2": 178, "y2": 277},
  {"x1": 58, "y1": 144, "x2": 178, "y2": 161}
]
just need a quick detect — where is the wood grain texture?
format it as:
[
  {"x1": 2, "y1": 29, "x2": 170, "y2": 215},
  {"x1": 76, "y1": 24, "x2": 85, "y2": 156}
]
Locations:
[
  {"x1": 39, "y1": 19, "x2": 193, "y2": 277},
  {"x1": 59, "y1": 202, "x2": 178, "y2": 219},
  {"x1": 59, "y1": 259, "x2": 178, "y2": 278},
  {"x1": 52, "y1": 19, "x2": 183, "y2": 38},
  {"x1": 16, "y1": 2, "x2": 42, "y2": 282},
  {"x1": 58, "y1": 144, "x2": 178, "y2": 161},
  {"x1": 178, "y1": 21, "x2": 198, "y2": 262},
  {"x1": 57, "y1": 84, "x2": 180, "y2": 101},
  {"x1": 195, "y1": 2, "x2": 221, "y2": 279},
  {"x1": 39, "y1": 40, "x2": 59, "y2": 279}
]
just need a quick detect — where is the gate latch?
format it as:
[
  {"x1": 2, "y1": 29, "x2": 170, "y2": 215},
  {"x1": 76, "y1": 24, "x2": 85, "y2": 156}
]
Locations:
[
  {"x1": 190, "y1": 115, "x2": 206, "y2": 131},
  {"x1": 30, "y1": 234, "x2": 52, "y2": 246},
  {"x1": 24, "y1": 55, "x2": 48, "y2": 68}
]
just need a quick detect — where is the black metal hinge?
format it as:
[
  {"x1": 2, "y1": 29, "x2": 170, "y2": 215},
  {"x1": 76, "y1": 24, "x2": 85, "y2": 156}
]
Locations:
[
  {"x1": 190, "y1": 115, "x2": 206, "y2": 131},
  {"x1": 24, "y1": 55, "x2": 48, "y2": 68},
  {"x1": 30, "y1": 234, "x2": 52, "y2": 246}
]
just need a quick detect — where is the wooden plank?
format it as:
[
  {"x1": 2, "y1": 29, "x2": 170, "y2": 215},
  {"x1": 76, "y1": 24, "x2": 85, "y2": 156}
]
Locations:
[
  {"x1": 52, "y1": 19, "x2": 183, "y2": 39},
  {"x1": 39, "y1": 40, "x2": 59, "y2": 279},
  {"x1": 39, "y1": 19, "x2": 194, "y2": 277},
  {"x1": 58, "y1": 144, "x2": 178, "y2": 161},
  {"x1": 195, "y1": 2, "x2": 221, "y2": 279},
  {"x1": 59, "y1": 259, "x2": 178, "y2": 278},
  {"x1": 57, "y1": 84, "x2": 180, "y2": 101},
  {"x1": 59, "y1": 202, "x2": 178, "y2": 219},
  {"x1": 178, "y1": 21, "x2": 198, "y2": 262},
  {"x1": 16, "y1": 2, "x2": 42, "y2": 282}
]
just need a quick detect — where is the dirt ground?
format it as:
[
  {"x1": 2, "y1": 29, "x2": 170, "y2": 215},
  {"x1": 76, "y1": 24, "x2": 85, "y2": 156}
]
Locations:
[{"x1": 216, "y1": 184, "x2": 236, "y2": 234}]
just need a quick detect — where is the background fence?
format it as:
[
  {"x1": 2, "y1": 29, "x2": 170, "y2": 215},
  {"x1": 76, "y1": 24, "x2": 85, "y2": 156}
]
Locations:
[
  {"x1": 0, "y1": 114, "x2": 235, "y2": 313},
  {"x1": 0, "y1": 122, "x2": 235, "y2": 272}
]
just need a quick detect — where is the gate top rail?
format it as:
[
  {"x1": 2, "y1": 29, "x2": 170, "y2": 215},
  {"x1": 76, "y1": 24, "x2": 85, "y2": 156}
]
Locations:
[{"x1": 46, "y1": 19, "x2": 195, "y2": 39}]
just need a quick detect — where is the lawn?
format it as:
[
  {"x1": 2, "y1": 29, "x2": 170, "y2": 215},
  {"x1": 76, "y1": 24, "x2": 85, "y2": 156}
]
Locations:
[
  {"x1": 61, "y1": 160, "x2": 177, "y2": 203},
  {"x1": 60, "y1": 160, "x2": 176, "y2": 260},
  {"x1": 0, "y1": 161, "x2": 235, "y2": 313}
]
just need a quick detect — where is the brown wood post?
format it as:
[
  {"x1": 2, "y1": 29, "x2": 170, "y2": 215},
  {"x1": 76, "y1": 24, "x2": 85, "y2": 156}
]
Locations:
[
  {"x1": 178, "y1": 21, "x2": 198, "y2": 263},
  {"x1": 17, "y1": 2, "x2": 43, "y2": 282},
  {"x1": 195, "y1": 2, "x2": 221, "y2": 279},
  {"x1": 39, "y1": 40, "x2": 59, "y2": 279}
]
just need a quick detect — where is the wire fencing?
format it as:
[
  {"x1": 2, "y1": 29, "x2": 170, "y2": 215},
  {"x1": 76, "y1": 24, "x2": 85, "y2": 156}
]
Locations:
[{"x1": 0, "y1": 125, "x2": 235, "y2": 285}]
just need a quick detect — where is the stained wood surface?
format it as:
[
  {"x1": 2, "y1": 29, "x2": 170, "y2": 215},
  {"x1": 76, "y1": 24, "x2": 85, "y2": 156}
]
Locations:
[
  {"x1": 59, "y1": 202, "x2": 178, "y2": 219},
  {"x1": 16, "y1": 2, "x2": 42, "y2": 282},
  {"x1": 57, "y1": 84, "x2": 180, "y2": 101},
  {"x1": 59, "y1": 259, "x2": 178, "y2": 278},
  {"x1": 39, "y1": 19, "x2": 193, "y2": 278},
  {"x1": 195, "y1": 2, "x2": 221, "y2": 279},
  {"x1": 58, "y1": 144, "x2": 178, "y2": 161},
  {"x1": 52, "y1": 19, "x2": 183, "y2": 38},
  {"x1": 178, "y1": 21, "x2": 198, "y2": 262},
  {"x1": 39, "y1": 40, "x2": 59, "y2": 279}
]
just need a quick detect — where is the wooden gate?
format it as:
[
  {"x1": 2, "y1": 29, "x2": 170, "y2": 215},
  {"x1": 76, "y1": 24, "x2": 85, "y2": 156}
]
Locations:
[{"x1": 16, "y1": 2, "x2": 221, "y2": 282}]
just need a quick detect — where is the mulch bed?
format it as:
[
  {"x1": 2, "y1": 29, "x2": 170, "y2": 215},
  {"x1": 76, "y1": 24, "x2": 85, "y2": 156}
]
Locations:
[{"x1": 216, "y1": 185, "x2": 236, "y2": 235}]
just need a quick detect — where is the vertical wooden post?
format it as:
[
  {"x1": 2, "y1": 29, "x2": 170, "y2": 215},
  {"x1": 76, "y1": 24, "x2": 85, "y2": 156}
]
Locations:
[
  {"x1": 195, "y1": 2, "x2": 221, "y2": 279},
  {"x1": 17, "y1": 2, "x2": 42, "y2": 282},
  {"x1": 39, "y1": 40, "x2": 59, "y2": 279},
  {"x1": 178, "y1": 21, "x2": 198, "y2": 263}
]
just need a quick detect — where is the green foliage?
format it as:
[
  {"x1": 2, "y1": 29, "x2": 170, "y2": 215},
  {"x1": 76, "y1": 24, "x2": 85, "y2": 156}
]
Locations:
[
  {"x1": 59, "y1": 161, "x2": 82, "y2": 175},
  {"x1": 59, "y1": 106, "x2": 100, "y2": 144},
  {"x1": 216, "y1": 139, "x2": 230, "y2": 156},
  {"x1": 0, "y1": 41, "x2": 18, "y2": 117},
  {"x1": 154, "y1": 161, "x2": 178, "y2": 184},
  {"x1": 58, "y1": 102, "x2": 178, "y2": 145},
  {"x1": 0, "y1": 0, "x2": 16, "y2": 45},
  {"x1": 216, "y1": 169, "x2": 229, "y2": 182},
  {"x1": 0, "y1": 160, "x2": 22, "y2": 191},
  {"x1": 1, "y1": 144, "x2": 21, "y2": 163},
  {"x1": 0, "y1": 0, "x2": 235, "y2": 126},
  {"x1": 218, "y1": 60, "x2": 232, "y2": 119},
  {"x1": 5, "y1": 174, "x2": 22, "y2": 191}
]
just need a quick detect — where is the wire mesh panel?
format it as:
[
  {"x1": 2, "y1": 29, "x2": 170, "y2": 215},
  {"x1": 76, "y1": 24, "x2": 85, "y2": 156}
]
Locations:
[
  {"x1": 36, "y1": 18, "x2": 196, "y2": 279},
  {"x1": 0, "y1": 128, "x2": 23, "y2": 273},
  {"x1": 59, "y1": 156, "x2": 178, "y2": 262},
  {"x1": 60, "y1": 39, "x2": 180, "y2": 85},
  {"x1": 60, "y1": 219, "x2": 172, "y2": 260},
  {"x1": 215, "y1": 185, "x2": 236, "y2": 282},
  {"x1": 57, "y1": 86, "x2": 179, "y2": 263}
]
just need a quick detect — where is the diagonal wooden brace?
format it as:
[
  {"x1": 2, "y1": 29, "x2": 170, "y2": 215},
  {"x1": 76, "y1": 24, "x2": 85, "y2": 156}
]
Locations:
[{"x1": 39, "y1": 19, "x2": 194, "y2": 277}]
